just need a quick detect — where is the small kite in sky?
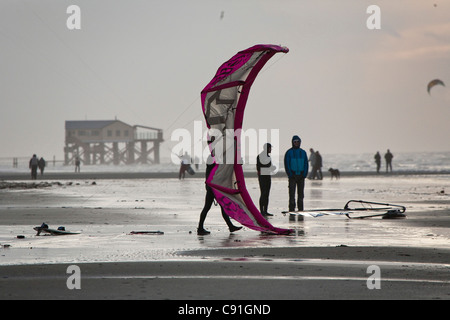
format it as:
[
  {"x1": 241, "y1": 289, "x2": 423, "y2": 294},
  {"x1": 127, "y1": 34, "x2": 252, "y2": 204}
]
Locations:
[{"x1": 427, "y1": 79, "x2": 445, "y2": 94}]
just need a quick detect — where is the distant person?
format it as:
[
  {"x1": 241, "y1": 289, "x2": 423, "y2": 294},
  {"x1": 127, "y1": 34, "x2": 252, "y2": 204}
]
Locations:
[
  {"x1": 197, "y1": 153, "x2": 242, "y2": 235},
  {"x1": 256, "y1": 143, "x2": 275, "y2": 216},
  {"x1": 374, "y1": 151, "x2": 381, "y2": 173},
  {"x1": 38, "y1": 157, "x2": 46, "y2": 175},
  {"x1": 308, "y1": 148, "x2": 316, "y2": 179},
  {"x1": 315, "y1": 151, "x2": 323, "y2": 180},
  {"x1": 29, "y1": 154, "x2": 38, "y2": 180},
  {"x1": 284, "y1": 136, "x2": 309, "y2": 212},
  {"x1": 75, "y1": 156, "x2": 81, "y2": 173},
  {"x1": 385, "y1": 149, "x2": 393, "y2": 172},
  {"x1": 179, "y1": 152, "x2": 191, "y2": 180}
]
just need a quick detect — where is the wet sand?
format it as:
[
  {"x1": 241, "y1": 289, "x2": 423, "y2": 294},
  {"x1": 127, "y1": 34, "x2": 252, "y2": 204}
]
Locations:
[
  {"x1": 0, "y1": 172, "x2": 449, "y2": 300},
  {"x1": 1, "y1": 246, "x2": 449, "y2": 300}
]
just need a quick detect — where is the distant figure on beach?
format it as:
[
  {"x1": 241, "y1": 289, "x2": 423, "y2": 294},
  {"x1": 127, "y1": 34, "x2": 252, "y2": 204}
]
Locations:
[
  {"x1": 179, "y1": 152, "x2": 191, "y2": 180},
  {"x1": 284, "y1": 135, "x2": 309, "y2": 212},
  {"x1": 38, "y1": 157, "x2": 46, "y2": 175},
  {"x1": 308, "y1": 148, "x2": 316, "y2": 179},
  {"x1": 256, "y1": 143, "x2": 274, "y2": 216},
  {"x1": 29, "y1": 154, "x2": 38, "y2": 180},
  {"x1": 385, "y1": 149, "x2": 393, "y2": 172},
  {"x1": 315, "y1": 151, "x2": 323, "y2": 180},
  {"x1": 374, "y1": 151, "x2": 381, "y2": 173},
  {"x1": 75, "y1": 156, "x2": 81, "y2": 173},
  {"x1": 197, "y1": 151, "x2": 242, "y2": 235}
]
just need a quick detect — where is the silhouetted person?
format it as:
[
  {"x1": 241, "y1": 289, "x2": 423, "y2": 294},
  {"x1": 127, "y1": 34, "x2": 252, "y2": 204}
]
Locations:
[
  {"x1": 374, "y1": 151, "x2": 381, "y2": 173},
  {"x1": 38, "y1": 157, "x2": 45, "y2": 175},
  {"x1": 284, "y1": 136, "x2": 309, "y2": 212},
  {"x1": 315, "y1": 151, "x2": 323, "y2": 180},
  {"x1": 29, "y1": 154, "x2": 38, "y2": 180},
  {"x1": 197, "y1": 153, "x2": 242, "y2": 235},
  {"x1": 75, "y1": 156, "x2": 81, "y2": 173},
  {"x1": 179, "y1": 152, "x2": 190, "y2": 180},
  {"x1": 385, "y1": 149, "x2": 393, "y2": 172},
  {"x1": 257, "y1": 143, "x2": 274, "y2": 216}
]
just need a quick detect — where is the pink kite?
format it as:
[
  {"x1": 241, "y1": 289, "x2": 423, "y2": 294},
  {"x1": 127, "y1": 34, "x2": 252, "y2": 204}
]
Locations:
[{"x1": 201, "y1": 44, "x2": 293, "y2": 235}]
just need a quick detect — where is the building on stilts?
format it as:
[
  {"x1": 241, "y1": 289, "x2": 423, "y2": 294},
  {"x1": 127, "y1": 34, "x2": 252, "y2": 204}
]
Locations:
[{"x1": 64, "y1": 120, "x2": 163, "y2": 166}]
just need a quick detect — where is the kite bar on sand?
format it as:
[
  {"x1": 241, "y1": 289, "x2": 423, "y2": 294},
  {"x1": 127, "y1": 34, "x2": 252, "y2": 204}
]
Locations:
[{"x1": 283, "y1": 200, "x2": 406, "y2": 221}]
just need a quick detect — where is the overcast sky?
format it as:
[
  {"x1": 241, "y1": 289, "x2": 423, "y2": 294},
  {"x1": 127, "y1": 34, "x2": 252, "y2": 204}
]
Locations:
[{"x1": 1, "y1": 0, "x2": 449, "y2": 162}]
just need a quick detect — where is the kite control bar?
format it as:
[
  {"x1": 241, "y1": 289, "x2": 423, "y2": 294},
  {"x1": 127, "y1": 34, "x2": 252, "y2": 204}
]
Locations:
[
  {"x1": 282, "y1": 199, "x2": 407, "y2": 220},
  {"x1": 343, "y1": 200, "x2": 406, "y2": 219},
  {"x1": 344, "y1": 200, "x2": 406, "y2": 213}
]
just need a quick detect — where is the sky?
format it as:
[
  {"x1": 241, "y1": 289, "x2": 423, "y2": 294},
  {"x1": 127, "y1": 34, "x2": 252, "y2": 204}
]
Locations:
[{"x1": 1, "y1": 0, "x2": 449, "y2": 163}]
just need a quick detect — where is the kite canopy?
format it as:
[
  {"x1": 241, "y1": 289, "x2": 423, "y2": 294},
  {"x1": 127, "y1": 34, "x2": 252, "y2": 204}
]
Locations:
[
  {"x1": 201, "y1": 44, "x2": 292, "y2": 235},
  {"x1": 427, "y1": 79, "x2": 445, "y2": 94}
]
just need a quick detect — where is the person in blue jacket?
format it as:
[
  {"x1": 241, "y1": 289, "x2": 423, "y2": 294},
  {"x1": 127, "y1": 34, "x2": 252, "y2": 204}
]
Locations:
[{"x1": 284, "y1": 135, "x2": 309, "y2": 212}]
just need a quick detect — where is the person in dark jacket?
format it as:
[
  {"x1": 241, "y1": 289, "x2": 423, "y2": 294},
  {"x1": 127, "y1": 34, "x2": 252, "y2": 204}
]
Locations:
[
  {"x1": 29, "y1": 154, "x2": 38, "y2": 180},
  {"x1": 374, "y1": 151, "x2": 381, "y2": 173},
  {"x1": 38, "y1": 157, "x2": 46, "y2": 175},
  {"x1": 256, "y1": 143, "x2": 274, "y2": 216},
  {"x1": 315, "y1": 151, "x2": 323, "y2": 180},
  {"x1": 385, "y1": 149, "x2": 393, "y2": 172},
  {"x1": 284, "y1": 136, "x2": 309, "y2": 212}
]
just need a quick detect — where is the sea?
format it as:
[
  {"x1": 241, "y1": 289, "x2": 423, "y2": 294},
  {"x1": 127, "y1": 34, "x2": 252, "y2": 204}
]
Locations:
[{"x1": 1, "y1": 151, "x2": 449, "y2": 174}]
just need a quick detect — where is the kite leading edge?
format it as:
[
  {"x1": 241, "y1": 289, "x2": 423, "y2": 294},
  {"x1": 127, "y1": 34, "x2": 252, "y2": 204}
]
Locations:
[{"x1": 427, "y1": 79, "x2": 445, "y2": 95}]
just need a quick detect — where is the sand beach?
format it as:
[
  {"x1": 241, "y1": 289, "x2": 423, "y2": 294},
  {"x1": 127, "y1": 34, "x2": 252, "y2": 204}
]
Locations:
[{"x1": 0, "y1": 170, "x2": 449, "y2": 300}]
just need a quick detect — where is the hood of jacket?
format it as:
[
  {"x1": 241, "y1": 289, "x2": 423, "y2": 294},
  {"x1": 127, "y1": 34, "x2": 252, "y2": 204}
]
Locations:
[{"x1": 291, "y1": 135, "x2": 301, "y2": 149}]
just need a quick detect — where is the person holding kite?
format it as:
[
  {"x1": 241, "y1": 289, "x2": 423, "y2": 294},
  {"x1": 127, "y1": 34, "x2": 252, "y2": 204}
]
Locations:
[{"x1": 197, "y1": 145, "x2": 242, "y2": 235}]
